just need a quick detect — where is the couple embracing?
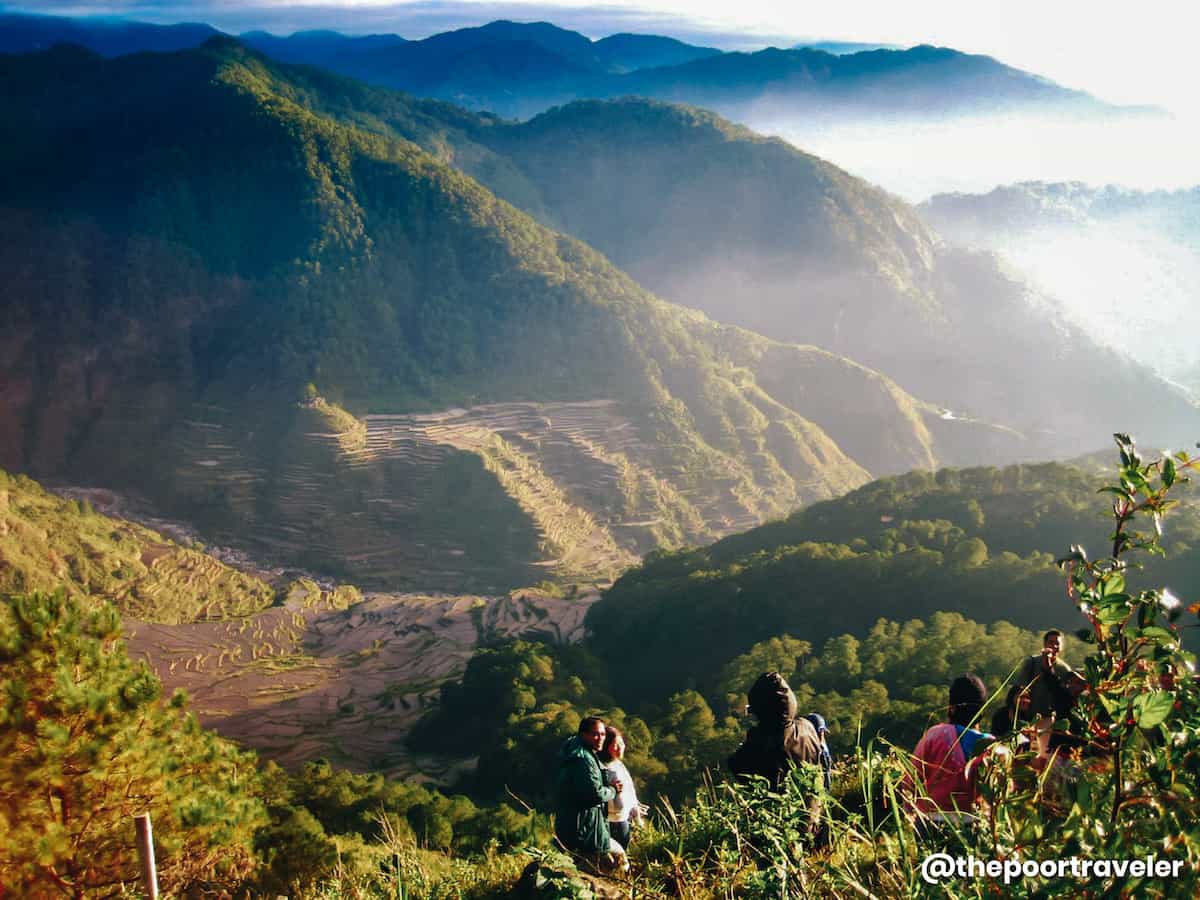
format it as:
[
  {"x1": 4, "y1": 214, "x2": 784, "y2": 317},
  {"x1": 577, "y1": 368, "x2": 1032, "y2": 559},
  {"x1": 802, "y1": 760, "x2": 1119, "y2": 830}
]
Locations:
[{"x1": 554, "y1": 716, "x2": 645, "y2": 870}]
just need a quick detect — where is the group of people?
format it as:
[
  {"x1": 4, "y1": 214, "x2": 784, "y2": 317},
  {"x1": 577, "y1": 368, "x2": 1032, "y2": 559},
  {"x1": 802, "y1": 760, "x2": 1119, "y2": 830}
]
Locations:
[
  {"x1": 553, "y1": 675, "x2": 836, "y2": 866},
  {"x1": 907, "y1": 629, "x2": 1090, "y2": 827},
  {"x1": 552, "y1": 629, "x2": 1090, "y2": 866}
]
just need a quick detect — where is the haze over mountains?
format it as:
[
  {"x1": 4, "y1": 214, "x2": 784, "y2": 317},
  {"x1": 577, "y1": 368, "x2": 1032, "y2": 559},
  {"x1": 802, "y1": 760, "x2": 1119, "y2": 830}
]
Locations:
[{"x1": 921, "y1": 182, "x2": 1200, "y2": 388}]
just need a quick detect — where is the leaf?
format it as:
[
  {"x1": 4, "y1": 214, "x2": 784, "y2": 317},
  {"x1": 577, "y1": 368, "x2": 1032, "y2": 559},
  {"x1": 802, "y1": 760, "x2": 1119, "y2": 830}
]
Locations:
[
  {"x1": 1163, "y1": 457, "x2": 1177, "y2": 488},
  {"x1": 1096, "y1": 602, "x2": 1131, "y2": 626},
  {"x1": 1136, "y1": 626, "x2": 1175, "y2": 645},
  {"x1": 1133, "y1": 692, "x2": 1175, "y2": 729},
  {"x1": 1100, "y1": 574, "x2": 1126, "y2": 597},
  {"x1": 1123, "y1": 468, "x2": 1150, "y2": 493}
]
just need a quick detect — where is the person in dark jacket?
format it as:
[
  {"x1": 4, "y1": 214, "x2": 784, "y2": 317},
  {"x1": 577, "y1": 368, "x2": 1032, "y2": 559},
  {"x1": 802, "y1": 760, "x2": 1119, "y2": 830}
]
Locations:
[
  {"x1": 554, "y1": 716, "x2": 624, "y2": 864},
  {"x1": 729, "y1": 672, "x2": 824, "y2": 839},
  {"x1": 1007, "y1": 630, "x2": 1087, "y2": 721}
]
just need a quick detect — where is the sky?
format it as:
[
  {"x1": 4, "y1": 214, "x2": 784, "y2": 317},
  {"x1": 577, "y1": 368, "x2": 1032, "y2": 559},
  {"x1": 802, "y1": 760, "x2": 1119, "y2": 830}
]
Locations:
[{"x1": 8, "y1": 0, "x2": 1200, "y2": 116}]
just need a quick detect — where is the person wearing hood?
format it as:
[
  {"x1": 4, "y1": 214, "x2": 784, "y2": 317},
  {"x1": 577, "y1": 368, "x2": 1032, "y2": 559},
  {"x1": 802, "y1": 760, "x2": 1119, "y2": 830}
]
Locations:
[
  {"x1": 555, "y1": 716, "x2": 625, "y2": 866},
  {"x1": 728, "y1": 672, "x2": 824, "y2": 839}
]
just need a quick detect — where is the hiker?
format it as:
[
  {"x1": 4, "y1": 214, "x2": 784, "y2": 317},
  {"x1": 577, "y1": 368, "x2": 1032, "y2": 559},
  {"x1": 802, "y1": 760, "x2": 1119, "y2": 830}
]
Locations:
[
  {"x1": 804, "y1": 713, "x2": 833, "y2": 790},
  {"x1": 904, "y1": 674, "x2": 996, "y2": 827},
  {"x1": 1007, "y1": 629, "x2": 1088, "y2": 754},
  {"x1": 729, "y1": 672, "x2": 824, "y2": 839},
  {"x1": 600, "y1": 725, "x2": 645, "y2": 850},
  {"x1": 554, "y1": 717, "x2": 627, "y2": 869},
  {"x1": 1007, "y1": 630, "x2": 1088, "y2": 722}
]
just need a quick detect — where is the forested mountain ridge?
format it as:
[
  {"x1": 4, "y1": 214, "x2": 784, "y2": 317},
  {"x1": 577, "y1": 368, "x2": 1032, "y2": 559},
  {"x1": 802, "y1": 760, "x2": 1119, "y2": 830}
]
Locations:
[
  {"x1": 465, "y1": 99, "x2": 1198, "y2": 454},
  {"x1": 586, "y1": 459, "x2": 1200, "y2": 704},
  {"x1": 0, "y1": 41, "x2": 983, "y2": 590},
  {"x1": 96, "y1": 51, "x2": 1191, "y2": 466},
  {"x1": 0, "y1": 10, "x2": 221, "y2": 56},
  {"x1": 0, "y1": 13, "x2": 1132, "y2": 122}
]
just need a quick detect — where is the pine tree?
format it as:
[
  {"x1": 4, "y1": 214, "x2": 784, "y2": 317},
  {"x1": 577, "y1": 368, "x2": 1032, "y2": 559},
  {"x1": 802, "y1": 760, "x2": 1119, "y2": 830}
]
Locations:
[{"x1": 0, "y1": 589, "x2": 266, "y2": 896}]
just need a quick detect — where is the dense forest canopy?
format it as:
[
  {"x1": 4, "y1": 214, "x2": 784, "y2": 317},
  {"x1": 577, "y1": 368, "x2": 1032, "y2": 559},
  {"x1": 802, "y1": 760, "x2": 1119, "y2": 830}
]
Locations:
[{"x1": 587, "y1": 460, "x2": 1200, "y2": 703}]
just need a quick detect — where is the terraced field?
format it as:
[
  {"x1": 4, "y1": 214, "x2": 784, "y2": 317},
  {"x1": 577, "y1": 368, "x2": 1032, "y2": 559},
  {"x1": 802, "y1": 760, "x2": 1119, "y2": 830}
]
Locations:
[
  {"x1": 165, "y1": 398, "x2": 788, "y2": 590},
  {"x1": 0, "y1": 472, "x2": 277, "y2": 623},
  {"x1": 124, "y1": 585, "x2": 597, "y2": 780}
]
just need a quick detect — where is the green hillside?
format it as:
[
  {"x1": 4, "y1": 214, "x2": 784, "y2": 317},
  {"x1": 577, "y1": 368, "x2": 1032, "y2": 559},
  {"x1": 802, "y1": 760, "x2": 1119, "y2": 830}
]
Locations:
[
  {"x1": 587, "y1": 458, "x2": 1200, "y2": 704},
  {"x1": 0, "y1": 42, "x2": 986, "y2": 590},
  {"x1": 233, "y1": 77, "x2": 1193, "y2": 461},
  {"x1": 467, "y1": 99, "x2": 1199, "y2": 458},
  {"x1": 0, "y1": 468, "x2": 275, "y2": 623}
]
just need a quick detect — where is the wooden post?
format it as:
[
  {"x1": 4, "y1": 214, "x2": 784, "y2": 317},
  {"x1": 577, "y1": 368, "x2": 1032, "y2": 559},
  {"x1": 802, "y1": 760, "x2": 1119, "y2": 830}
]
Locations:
[{"x1": 134, "y1": 813, "x2": 159, "y2": 899}]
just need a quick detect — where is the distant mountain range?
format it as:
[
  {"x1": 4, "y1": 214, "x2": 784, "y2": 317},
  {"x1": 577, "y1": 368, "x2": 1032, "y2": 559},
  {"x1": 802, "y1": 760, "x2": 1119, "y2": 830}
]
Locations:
[
  {"x1": 922, "y1": 182, "x2": 1200, "y2": 244},
  {"x1": 0, "y1": 40, "x2": 1192, "y2": 588},
  {"x1": 0, "y1": 11, "x2": 221, "y2": 55},
  {"x1": 794, "y1": 41, "x2": 900, "y2": 55},
  {"x1": 0, "y1": 12, "x2": 1141, "y2": 121}
]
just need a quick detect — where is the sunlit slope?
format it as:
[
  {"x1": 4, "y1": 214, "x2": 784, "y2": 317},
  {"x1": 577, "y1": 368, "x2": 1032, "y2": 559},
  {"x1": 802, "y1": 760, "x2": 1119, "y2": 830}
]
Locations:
[
  {"x1": 0, "y1": 42, "x2": 980, "y2": 589},
  {"x1": 587, "y1": 459, "x2": 1200, "y2": 704},
  {"x1": 0, "y1": 465, "x2": 591, "y2": 776},
  {"x1": 0, "y1": 468, "x2": 275, "y2": 623},
  {"x1": 472, "y1": 99, "x2": 1199, "y2": 457}
]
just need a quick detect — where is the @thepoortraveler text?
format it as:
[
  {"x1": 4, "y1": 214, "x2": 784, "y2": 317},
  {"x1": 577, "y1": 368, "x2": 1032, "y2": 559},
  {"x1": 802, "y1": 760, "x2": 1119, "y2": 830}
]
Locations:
[{"x1": 920, "y1": 853, "x2": 1186, "y2": 885}]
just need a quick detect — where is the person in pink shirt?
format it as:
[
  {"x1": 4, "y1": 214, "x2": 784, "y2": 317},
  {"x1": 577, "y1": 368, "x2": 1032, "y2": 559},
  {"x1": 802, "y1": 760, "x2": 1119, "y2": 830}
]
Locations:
[{"x1": 905, "y1": 674, "x2": 993, "y2": 827}]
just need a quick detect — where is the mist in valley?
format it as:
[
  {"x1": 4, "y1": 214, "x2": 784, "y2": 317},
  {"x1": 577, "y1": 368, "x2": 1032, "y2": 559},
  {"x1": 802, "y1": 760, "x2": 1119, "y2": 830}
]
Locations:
[{"x1": 746, "y1": 107, "x2": 1200, "y2": 390}]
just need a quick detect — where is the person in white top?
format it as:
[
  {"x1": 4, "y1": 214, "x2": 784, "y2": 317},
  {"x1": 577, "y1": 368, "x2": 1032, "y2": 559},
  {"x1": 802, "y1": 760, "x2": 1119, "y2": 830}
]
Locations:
[{"x1": 599, "y1": 726, "x2": 645, "y2": 850}]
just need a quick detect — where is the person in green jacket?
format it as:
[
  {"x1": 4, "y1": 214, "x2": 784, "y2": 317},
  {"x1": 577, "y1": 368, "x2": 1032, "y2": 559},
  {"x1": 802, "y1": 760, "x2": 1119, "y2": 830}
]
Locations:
[{"x1": 555, "y1": 716, "x2": 624, "y2": 863}]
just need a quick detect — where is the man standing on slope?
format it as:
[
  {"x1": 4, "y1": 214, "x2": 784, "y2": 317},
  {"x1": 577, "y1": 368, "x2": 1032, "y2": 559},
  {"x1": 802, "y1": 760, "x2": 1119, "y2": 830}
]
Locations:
[{"x1": 555, "y1": 716, "x2": 625, "y2": 868}]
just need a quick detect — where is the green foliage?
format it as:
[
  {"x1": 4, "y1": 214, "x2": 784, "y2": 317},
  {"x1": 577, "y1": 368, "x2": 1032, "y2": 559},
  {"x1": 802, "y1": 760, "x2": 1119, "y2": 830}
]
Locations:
[
  {"x1": 622, "y1": 435, "x2": 1200, "y2": 897},
  {"x1": 246, "y1": 757, "x2": 547, "y2": 896},
  {"x1": 588, "y1": 459, "x2": 1200, "y2": 705},
  {"x1": 410, "y1": 637, "x2": 736, "y2": 810},
  {"x1": 409, "y1": 640, "x2": 611, "y2": 757},
  {"x1": 0, "y1": 589, "x2": 266, "y2": 894},
  {"x1": 0, "y1": 468, "x2": 276, "y2": 623}
]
